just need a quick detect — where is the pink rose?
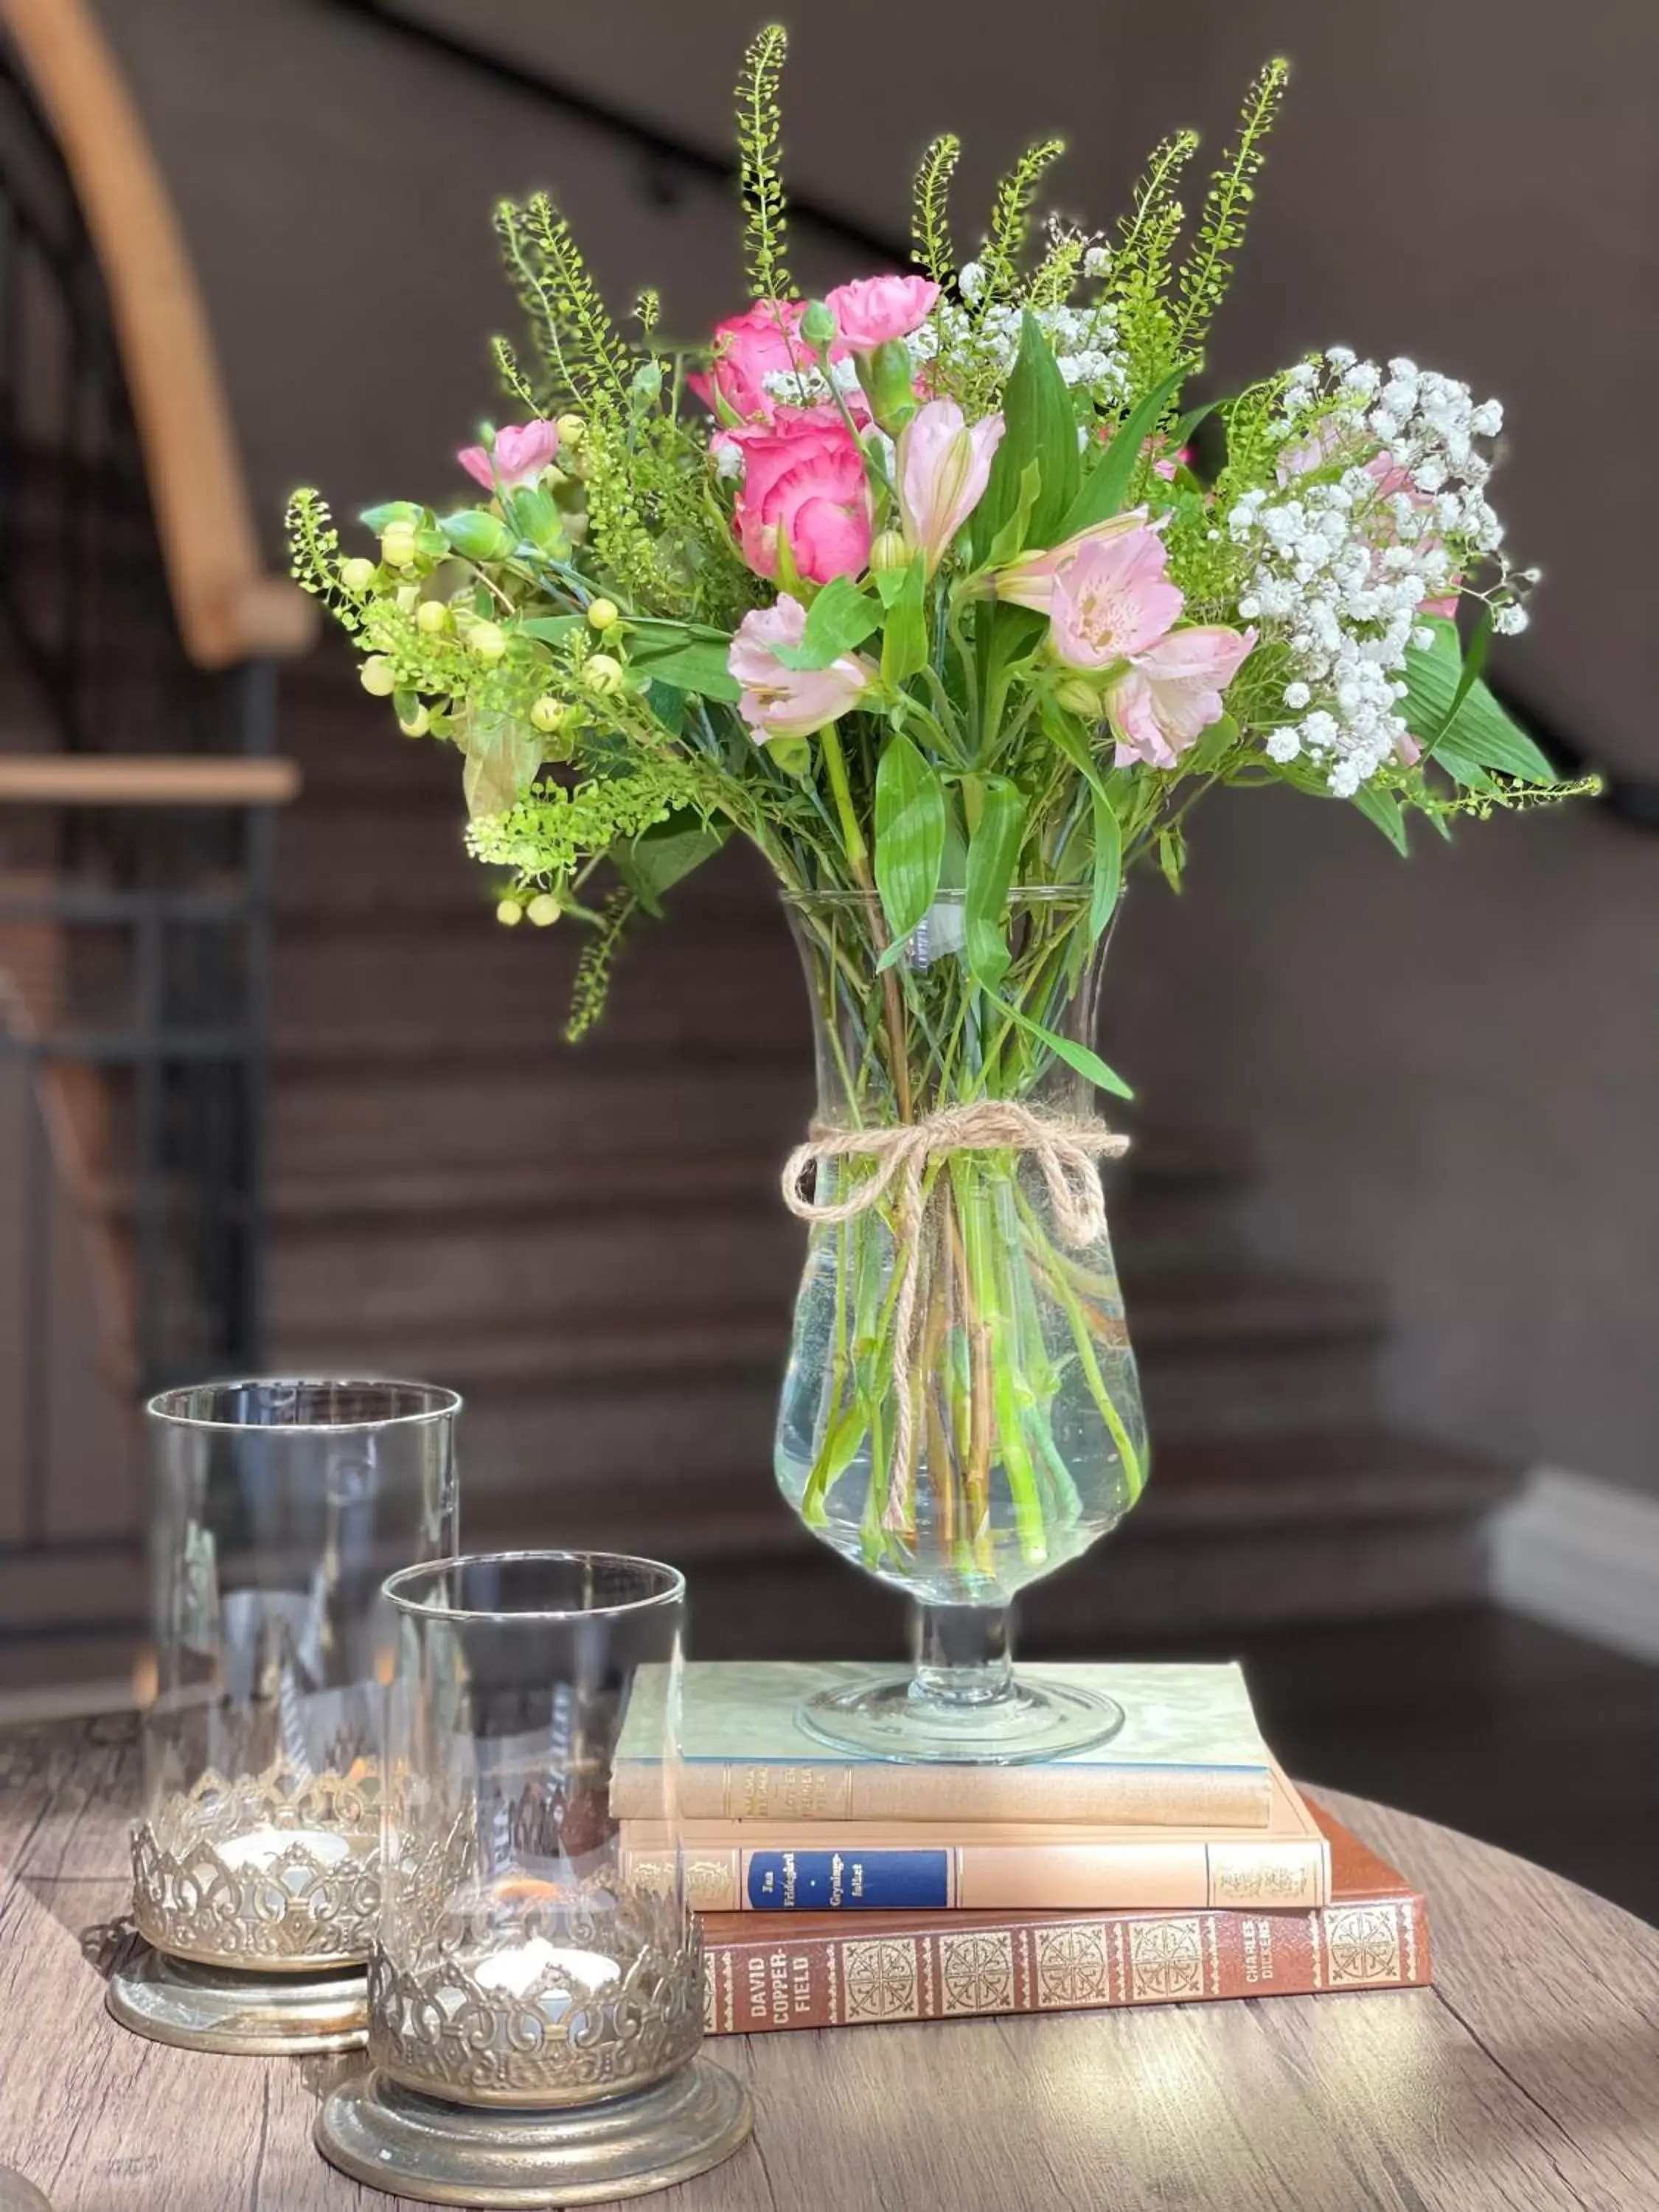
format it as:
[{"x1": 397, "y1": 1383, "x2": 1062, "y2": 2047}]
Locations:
[
  {"x1": 457, "y1": 420, "x2": 559, "y2": 492},
  {"x1": 1048, "y1": 529, "x2": 1183, "y2": 670},
  {"x1": 728, "y1": 594, "x2": 874, "y2": 744},
  {"x1": 994, "y1": 509, "x2": 1152, "y2": 616},
  {"x1": 726, "y1": 406, "x2": 874, "y2": 585},
  {"x1": 823, "y1": 275, "x2": 939, "y2": 352},
  {"x1": 688, "y1": 299, "x2": 847, "y2": 426},
  {"x1": 1106, "y1": 625, "x2": 1256, "y2": 771},
  {"x1": 896, "y1": 399, "x2": 1005, "y2": 574}
]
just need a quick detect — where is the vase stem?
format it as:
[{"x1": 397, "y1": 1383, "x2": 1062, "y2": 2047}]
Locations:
[{"x1": 911, "y1": 1603, "x2": 1015, "y2": 1710}]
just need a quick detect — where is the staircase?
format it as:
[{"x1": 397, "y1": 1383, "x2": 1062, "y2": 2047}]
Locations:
[{"x1": 268, "y1": 647, "x2": 1521, "y2": 1652}]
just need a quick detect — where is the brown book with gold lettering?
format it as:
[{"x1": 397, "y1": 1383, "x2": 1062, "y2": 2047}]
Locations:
[{"x1": 698, "y1": 1799, "x2": 1427, "y2": 2033}]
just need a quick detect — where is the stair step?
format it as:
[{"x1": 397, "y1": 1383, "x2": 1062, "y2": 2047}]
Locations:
[
  {"x1": 271, "y1": 1268, "x2": 1383, "y2": 1449},
  {"x1": 448, "y1": 1423, "x2": 1514, "y2": 1568},
  {"x1": 271, "y1": 912, "x2": 810, "y2": 1058}
]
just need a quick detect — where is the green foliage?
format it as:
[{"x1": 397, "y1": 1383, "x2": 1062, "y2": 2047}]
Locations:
[
  {"x1": 1169, "y1": 59, "x2": 1290, "y2": 364},
  {"x1": 735, "y1": 25, "x2": 793, "y2": 302},
  {"x1": 975, "y1": 138, "x2": 1066, "y2": 314},
  {"x1": 1025, "y1": 220, "x2": 1088, "y2": 311},
  {"x1": 284, "y1": 488, "x2": 355, "y2": 627},
  {"x1": 564, "y1": 887, "x2": 637, "y2": 1043},
  {"x1": 491, "y1": 335, "x2": 538, "y2": 411},
  {"x1": 1105, "y1": 129, "x2": 1197, "y2": 394},
  {"x1": 973, "y1": 315, "x2": 1078, "y2": 557},
  {"x1": 911, "y1": 134, "x2": 961, "y2": 287},
  {"x1": 495, "y1": 192, "x2": 634, "y2": 419},
  {"x1": 1403, "y1": 617, "x2": 1557, "y2": 785},
  {"x1": 873, "y1": 731, "x2": 946, "y2": 948}
]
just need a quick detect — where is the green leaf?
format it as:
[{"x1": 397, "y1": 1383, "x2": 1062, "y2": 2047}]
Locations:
[
  {"x1": 440, "y1": 509, "x2": 516, "y2": 561},
  {"x1": 1352, "y1": 782, "x2": 1409, "y2": 854},
  {"x1": 1040, "y1": 701, "x2": 1121, "y2": 942},
  {"x1": 629, "y1": 639, "x2": 741, "y2": 701},
  {"x1": 615, "y1": 816, "x2": 728, "y2": 916},
  {"x1": 506, "y1": 486, "x2": 567, "y2": 552},
  {"x1": 872, "y1": 564, "x2": 914, "y2": 610},
  {"x1": 972, "y1": 313, "x2": 1079, "y2": 560},
  {"x1": 993, "y1": 996, "x2": 1133, "y2": 1099},
  {"x1": 1404, "y1": 616, "x2": 1556, "y2": 784},
  {"x1": 1156, "y1": 824, "x2": 1186, "y2": 892},
  {"x1": 461, "y1": 712, "x2": 540, "y2": 818},
  {"x1": 985, "y1": 459, "x2": 1045, "y2": 569},
  {"x1": 358, "y1": 500, "x2": 422, "y2": 533},
  {"x1": 519, "y1": 615, "x2": 583, "y2": 645},
  {"x1": 873, "y1": 731, "x2": 946, "y2": 952},
  {"x1": 963, "y1": 778, "x2": 1027, "y2": 991},
  {"x1": 1054, "y1": 368, "x2": 1186, "y2": 542},
  {"x1": 880, "y1": 557, "x2": 929, "y2": 688},
  {"x1": 769, "y1": 575, "x2": 883, "y2": 669}
]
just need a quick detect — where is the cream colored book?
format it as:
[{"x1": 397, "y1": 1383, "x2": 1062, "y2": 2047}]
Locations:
[
  {"x1": 622, "y1": 1764, "x2": 1328, "y2": 1913},
  {"x1": 611, "y1": 1660, "x2": 1277, "y2": 1829}
]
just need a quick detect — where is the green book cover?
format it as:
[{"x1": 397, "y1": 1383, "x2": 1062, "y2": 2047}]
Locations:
[{"x1": 614, "y1": 1661, "x2": 1276, "y2": 1829}]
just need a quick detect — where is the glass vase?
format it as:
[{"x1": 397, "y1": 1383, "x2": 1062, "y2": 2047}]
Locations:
[
  {"x1": 109, "y1": 1377, "x2": 460, "y2": 2054},
  {"x1": 315, "y1": 1551, "x2": 751, "y2": 2208},
  {"x1": 775, "y1": 890, "x2": 1148, "y2": 1763}
]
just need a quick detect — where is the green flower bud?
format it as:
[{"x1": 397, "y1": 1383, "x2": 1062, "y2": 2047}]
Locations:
[
  {"x1": 582, "y1": 653, "x2": 625, "y2": 695},
  {"x1": 529, "y1": 694, "x2": 567, "y2": 734},
  {"x1": 1055, "y1": 677, "x2": 1105, "y2": 719},
  {"x1": 397, "y1": 704, "x2": 430, "y2": 737},
  {"x1": 339, "y1": 557, "x2": 378, "y2": 596},
  {"x1": 555, "y1": 414, "x2": 585, "y2": 450},
  {"x1": 359, "y1": 655, "x2": 397, "y2": 697},
  {"x1": 467, "y1": 622, "x2": 507, "y2": 664},
  {"x1": 801, "y1": 299, "x2": 838, "y2": 349},
  {"x1": 415, "y1": 599, "x2": 451, "y2": 636},
  {"x1": 859, "y1": 338, "x2": 919, "y2": 436},
  {"x1": 585, "y1": 597, "x2": 620, "y2": 631},
  {"x1": 769, "y1": 734, "x2": 812, "y2": 776},
  {"x1": 526, "y1": 894, "x2": 561, "y2": 928},
  {"x1": 380, "y1": 521, "x2": 419, "y2": 569},
  {"x1": 868, "y1": 530, "x2": 909, "y2": 574},
  {"x1": 394, "y1": 582, "x2": 421, "y2": 614},
  {"x1": 495, "y1": 898, "x2": 524, "y2": 928}
]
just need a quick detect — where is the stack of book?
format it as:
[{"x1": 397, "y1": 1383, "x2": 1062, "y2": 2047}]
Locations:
[{"x1": 614, "y1": 1661, "x2": 1430, "y2": 2036}]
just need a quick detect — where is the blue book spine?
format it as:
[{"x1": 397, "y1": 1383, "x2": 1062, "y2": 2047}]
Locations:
[{"x1": 743, "y1": 1848, "x2": 954, "y2": 1910}]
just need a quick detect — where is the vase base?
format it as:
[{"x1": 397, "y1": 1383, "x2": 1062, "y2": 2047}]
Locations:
[
  {"x1": 315, "y1": 2061, "x2": 753, "y2": 2208},
  {"x1": 106, "y1": 1941, "x2": 368, "y2": 2054},
  {"x1": 798, "y1": 1672, "x2": 1125, "y2": 1766}
]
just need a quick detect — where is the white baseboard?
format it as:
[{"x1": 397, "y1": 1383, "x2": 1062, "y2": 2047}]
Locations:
[{"x1": 1490, "y1": 1467, "x2": 1659, "y2": 1664}]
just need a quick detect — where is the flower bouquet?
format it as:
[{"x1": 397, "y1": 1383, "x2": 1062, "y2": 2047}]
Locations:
[{"x1": 289, "y1": 30, "x2": 1585, "y2": 1760}]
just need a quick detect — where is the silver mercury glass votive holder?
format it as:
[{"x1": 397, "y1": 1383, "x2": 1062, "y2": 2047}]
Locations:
[
  {"x1": 108, "y1": 1378, "x2": 459, "y2": 2055},
  {"x1": 315, "y1": 1551, "x2": 751, "y2": 2208}
]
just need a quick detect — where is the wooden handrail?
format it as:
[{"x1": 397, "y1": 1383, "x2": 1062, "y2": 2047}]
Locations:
[
  {"x1": 0, "y1": 757, "x2": 301, "y2": 806},
  {"x1": 0, "y1": 0, "x2": 316, "y2": 669}
]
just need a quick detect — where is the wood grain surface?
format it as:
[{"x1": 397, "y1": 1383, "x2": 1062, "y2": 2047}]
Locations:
[{"x1": 1, "y1": 1716, "x2": 1655, "y2": 2211}]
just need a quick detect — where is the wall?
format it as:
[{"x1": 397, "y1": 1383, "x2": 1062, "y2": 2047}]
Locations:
[{"x1": 88, "y1": 0, "x2": 1659, "y2": 1490}]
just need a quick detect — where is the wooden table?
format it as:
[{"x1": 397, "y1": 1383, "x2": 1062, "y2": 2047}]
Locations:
[{"x1": 3, "y1": 1717, "x2": 1658, "y2": 2211}]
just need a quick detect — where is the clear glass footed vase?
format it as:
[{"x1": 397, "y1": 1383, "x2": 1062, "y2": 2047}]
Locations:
[{"x1": 774, "y1": 888, "x2": 1149, "y2": 1764}]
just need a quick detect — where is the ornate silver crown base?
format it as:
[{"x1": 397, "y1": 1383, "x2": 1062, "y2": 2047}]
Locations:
[
  {"x1": 106, "y1": 1941, "x2": 368, "y2": 2055},
  {"x1": 315, "y1": 2060, "x2": 753, "y2": 2208}
]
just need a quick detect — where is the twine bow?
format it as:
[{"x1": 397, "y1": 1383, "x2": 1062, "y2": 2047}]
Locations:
[{"x1": 781, "y1": 1103, "x2": 1130, "y2": 1526}]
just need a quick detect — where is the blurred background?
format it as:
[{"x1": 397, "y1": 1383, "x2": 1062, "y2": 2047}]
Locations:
[{"x1": 0, "y1": 0, "x2": 1655, "y2": 1911}]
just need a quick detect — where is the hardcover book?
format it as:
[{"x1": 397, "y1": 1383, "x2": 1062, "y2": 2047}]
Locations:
[
  {"x1": 698, "y1": 1800, "x2": 1427, "y2": 2034},
  {"x1": 612, "y1": 1660, "x2": 1275, "y2": 1828},
  {"x1": 623, "y1": 1764, "x2": 1326, "y2": 1913}
]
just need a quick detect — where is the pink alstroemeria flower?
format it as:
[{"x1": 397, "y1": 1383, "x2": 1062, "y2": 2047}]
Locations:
[
  {"x1": 457, "y1": 420, "x2": 560, "y2": 493},
  {"x1": 994, "y1": 508, "x2": 1152, "y2": 616},
  {"x1": 823, "y1": 275, "x2": 940, "y2": 352},
  {"x1": 728, "y1": 595, "x2": 874, "y2": 744},
  {"x1": 1048, "y1": 529, "x2": 1183, "y2": 669},
  {"x1": 897, "y1": 400, "x2": 1005, "y2": 574},
  {"x1": 1106, "y1": 625, "x2": 1257, "y2": 771}
]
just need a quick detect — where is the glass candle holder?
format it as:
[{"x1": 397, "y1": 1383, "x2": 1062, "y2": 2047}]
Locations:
[
  {"x1": 315, "y1": 1552, "x2": 751, "y2": 2209},
  {"x1": 108, "y1": 1377, "x2": 459, "y2": 2056}
]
